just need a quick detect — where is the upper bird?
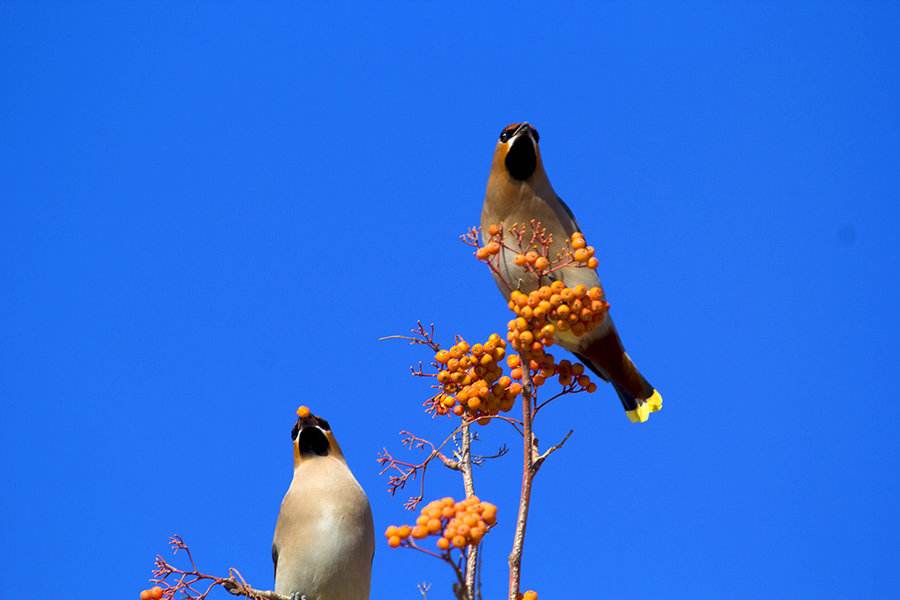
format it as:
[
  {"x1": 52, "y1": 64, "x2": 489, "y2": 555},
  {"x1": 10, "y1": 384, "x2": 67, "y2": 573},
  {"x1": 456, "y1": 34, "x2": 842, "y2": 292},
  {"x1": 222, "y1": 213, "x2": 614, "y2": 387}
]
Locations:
[
  {"x1": 272, "y1": 407, "x2": 374, "y2": 600},
  {"x1": 480, "y1": 122, "x2": 662, "y2": 423}
]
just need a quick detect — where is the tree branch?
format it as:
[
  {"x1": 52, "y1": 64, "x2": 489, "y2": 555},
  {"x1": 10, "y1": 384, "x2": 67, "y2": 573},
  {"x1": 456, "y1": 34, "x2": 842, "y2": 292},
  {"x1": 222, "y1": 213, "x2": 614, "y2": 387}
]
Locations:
[{"x1": 532, "y1": 429, "x2": 574, "y2": 473}]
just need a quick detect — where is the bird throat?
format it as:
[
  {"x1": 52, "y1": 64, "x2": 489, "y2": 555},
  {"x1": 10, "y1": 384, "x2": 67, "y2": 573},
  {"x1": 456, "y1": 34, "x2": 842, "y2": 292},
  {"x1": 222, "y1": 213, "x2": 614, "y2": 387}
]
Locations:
[
  {"x1": 505, "y1": 136, "x2": 537, "y2": 181},
  {"x1": 298, "y1": 427, "x2": 330, "y2": 457}
]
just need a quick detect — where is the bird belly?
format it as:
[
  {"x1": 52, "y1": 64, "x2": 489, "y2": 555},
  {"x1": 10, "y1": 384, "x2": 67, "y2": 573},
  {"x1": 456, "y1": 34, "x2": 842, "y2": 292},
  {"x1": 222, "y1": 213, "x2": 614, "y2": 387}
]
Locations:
[
  {"x1": 275, "y1": 510, "x2": 372, "y2": 600},
  {"x1": 274, "y1": 475, "x2": 374, "y2": 600}
]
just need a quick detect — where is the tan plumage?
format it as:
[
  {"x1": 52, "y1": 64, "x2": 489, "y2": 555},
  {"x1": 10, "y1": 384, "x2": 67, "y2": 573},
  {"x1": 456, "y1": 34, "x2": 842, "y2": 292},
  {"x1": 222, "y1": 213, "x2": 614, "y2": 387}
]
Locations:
[
  {"x1": 272, "y1": 412, "x2": 374, "y2": 600},
  {"x1": 481, "y1": 122, "x2": 662, "y2": 423}
]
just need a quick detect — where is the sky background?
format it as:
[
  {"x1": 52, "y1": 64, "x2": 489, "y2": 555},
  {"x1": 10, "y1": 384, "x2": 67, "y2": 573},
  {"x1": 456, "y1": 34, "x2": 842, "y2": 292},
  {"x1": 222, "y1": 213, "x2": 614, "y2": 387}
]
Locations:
[{"x1": 2, "y1": 3, "x2": 899, "y2": 599}]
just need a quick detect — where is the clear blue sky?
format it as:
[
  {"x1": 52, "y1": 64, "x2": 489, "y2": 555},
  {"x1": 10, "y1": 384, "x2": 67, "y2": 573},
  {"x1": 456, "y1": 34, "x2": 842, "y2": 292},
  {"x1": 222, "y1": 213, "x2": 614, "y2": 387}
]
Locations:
[{"x1": 2, "y1": 3, "x2": 899, "y2": 599}]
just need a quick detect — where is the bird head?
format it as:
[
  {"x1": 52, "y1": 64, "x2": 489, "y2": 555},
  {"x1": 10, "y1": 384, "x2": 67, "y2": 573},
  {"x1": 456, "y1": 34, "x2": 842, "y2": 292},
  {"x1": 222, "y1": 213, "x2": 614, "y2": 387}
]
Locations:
[
  {"x1": 291, "y1": 406, "x2": 344, "y2": 466},
  {"x1": 493, "y1": 122, "x2": 543, "y2": 181}
]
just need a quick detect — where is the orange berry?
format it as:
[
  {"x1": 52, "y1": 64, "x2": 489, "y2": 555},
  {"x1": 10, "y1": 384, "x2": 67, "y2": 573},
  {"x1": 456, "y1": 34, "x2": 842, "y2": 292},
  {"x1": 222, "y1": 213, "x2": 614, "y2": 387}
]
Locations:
[
  {"x1": 427, "y1": 518, "x2": 443, "y2": 533},
  {"x1": 508, "y1": 382, "x2": 523, "y2": 395},
  {"x1": 578, "y1": 375, "x2": 591, "y2": 387},
  {"x1": 150, "y1": 588, "x2": 163, "y2": 600},
  {"x1": 587, "y1": 257, "x2": 599, "y2": 268},
  {"x1": 470, "y1": 527, "x2": 485, "y2": 542},
  {"x1": 488, "y1": 223, "x2": 501, "y2": 236},
  {"x1": 388, "y1": 535, "x2": 402, "y2": 548},
  {"x1": 571, "y1": 236, "x2": 586, "y2": 250},
  {"x1": 487, "y1": 241, "x2": 501, "y2": 255},
  {"x1": 572, "y1": 363, "x2": 584, "y2": 376},
  {"x1": 523, "y1": 591, "x2": 539, "y2": 600},
  {"x1": 295, "y1": 405, "x2": 310, "y2": 418},
  {"x1": 510, "y1": 368, "x2": 523, "y2": 379},
  {"x1": 514, "y1": 253, "x2": 528, "y2": 266},
  {"x1": 573, "y1": 248, "x2": 589, "y2": 262},
  {"x1": 534, "y1": 256, "x2": 549, "y2": 270},
  {"x1": 525, "y1": 251, "x2": 539, "y2": 264},
  {"x1": 437, "y1": 537, "x2": 451, "y2": 550},
  {"x1": 398, "y1": 525, "x2": 412, "y2": 538},
  {"x1": 482, "y1": 506, "x2": 497, "y2": 523},
  {"x1": 412, "y1": 525, "x2": 428, "y2": 539},
  {"x1": 452, "y1": 535, "x2": 467, "y2": 548},
  {"x1": 507, "y1": 354, "x2": 521, "y2": 368},
  {"x1": 435, "y1": 350, "x2": 450, "y2": 363},
  {"x1": 385, "y1": 525, "x2": 399, "y2": 538},
  {"x1": 140, "y1": 591, "x2": 151, "y2": 600},
  {"x1": 587, "y1": 382, "x2": 598, "y2": 393}
]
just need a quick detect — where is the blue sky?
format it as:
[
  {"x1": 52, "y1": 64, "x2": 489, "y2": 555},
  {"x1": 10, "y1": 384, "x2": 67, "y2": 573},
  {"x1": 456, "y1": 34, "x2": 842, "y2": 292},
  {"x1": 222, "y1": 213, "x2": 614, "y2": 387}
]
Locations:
[{"x1": 2, "y1": 3, "x2": 899, "y2": 598}]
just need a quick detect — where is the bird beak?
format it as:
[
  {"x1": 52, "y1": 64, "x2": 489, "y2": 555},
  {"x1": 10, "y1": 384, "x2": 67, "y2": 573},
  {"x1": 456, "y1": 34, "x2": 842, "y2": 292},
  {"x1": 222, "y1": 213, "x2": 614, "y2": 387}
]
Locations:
[{"x1": 512, "y1": 122, "x2": 535, "y2": 141}]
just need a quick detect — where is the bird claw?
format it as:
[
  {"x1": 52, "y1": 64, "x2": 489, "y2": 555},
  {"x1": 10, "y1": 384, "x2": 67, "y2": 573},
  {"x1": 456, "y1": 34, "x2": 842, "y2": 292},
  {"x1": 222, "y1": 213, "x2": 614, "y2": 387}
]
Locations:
[{"x1": 290, "y1": 594, "x2": 309, "y2": 600}]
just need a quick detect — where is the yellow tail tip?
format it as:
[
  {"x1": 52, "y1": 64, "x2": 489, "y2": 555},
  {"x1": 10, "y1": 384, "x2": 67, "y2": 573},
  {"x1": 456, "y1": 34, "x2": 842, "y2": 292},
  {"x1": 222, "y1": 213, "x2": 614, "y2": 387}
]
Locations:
[{"x1": 625, "y1": 390, "x2": 662, "y2": 423}]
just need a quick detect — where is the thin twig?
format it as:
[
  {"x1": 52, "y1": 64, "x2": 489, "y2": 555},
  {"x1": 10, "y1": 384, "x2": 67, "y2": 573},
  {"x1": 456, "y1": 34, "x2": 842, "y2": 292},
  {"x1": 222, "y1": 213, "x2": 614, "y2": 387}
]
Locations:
[{"x1": 533, "y1": 429, "x2": 574, "y2": 473}]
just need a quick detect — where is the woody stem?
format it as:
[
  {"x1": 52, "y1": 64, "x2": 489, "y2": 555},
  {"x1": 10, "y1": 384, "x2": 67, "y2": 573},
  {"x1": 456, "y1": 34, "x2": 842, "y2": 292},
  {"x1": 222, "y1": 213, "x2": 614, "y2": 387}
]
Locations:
[
  {"x1": 461, "y1": 424, "x2": 477, "y2": 600},
  {"x1": 508, "y1": 369, "x2": 537, "y2": 600}
]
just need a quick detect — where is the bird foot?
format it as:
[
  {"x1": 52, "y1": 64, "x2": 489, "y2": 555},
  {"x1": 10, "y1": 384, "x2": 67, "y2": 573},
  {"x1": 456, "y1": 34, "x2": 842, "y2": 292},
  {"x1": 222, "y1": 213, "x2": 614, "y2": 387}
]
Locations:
[{"x1": 290, "y1": 593, "x2": 309, "y2": 600}]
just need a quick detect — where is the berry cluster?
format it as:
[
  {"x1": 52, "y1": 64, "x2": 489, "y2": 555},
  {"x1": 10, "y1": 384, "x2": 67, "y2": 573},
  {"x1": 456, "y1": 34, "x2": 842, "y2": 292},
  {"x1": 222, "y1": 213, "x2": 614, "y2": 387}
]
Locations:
[
  {"x1": 432, "y1": 335, "x2": 522, "y2": 420},
  {"x1": 507, "y1": 280, "x2": 609, "y2": 342},
  {"x1": 506, "y1": 351, "x2": 598, "y2": 392},
  {"x1": 385, "y1": 496, "x2": 497, "y2": 551},
  {"x1": 139, "y1": 586, "x2": 164, "y2": 600},
  {"x1": 474, "y1": 226, "x2": 600, "y2": 274}
]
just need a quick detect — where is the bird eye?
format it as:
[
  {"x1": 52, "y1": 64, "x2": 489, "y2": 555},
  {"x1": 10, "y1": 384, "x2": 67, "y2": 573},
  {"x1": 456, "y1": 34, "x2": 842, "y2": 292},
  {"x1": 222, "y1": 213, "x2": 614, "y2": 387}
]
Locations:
[{"x1": 499, "y1": 130, "x2": 511, "y2": 143}]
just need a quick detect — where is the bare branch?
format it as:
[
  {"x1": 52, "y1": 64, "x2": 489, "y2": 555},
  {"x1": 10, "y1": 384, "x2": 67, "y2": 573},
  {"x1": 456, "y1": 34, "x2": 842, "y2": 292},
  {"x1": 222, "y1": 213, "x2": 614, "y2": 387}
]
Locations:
[
  {"x1": 376, "y1": 423, "x2": 467, "y2": 510},
  {"x1": 378, "y1": 321, "x2": 441, "y2": 352},
  {"x1": 151, "y1": 536, "x2": 290, "y2": 600},
  {"x1": 532, "y1": 429, "x2": 575, "y2": 473}
]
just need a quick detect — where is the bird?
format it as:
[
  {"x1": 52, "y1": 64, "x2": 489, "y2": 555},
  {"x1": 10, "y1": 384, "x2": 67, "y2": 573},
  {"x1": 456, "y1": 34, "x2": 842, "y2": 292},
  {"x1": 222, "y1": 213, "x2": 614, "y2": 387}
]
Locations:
[
  {"x1": 272, "y1": 407, "x2": 375, "y2": 600},
  {"x1": 480, "y1": 122, "x2": 662, "y2": 423}
]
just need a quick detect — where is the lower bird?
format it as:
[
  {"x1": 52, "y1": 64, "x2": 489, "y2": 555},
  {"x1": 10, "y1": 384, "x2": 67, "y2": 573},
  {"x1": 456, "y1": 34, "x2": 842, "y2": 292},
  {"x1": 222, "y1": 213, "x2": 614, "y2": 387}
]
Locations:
[
  {"x1": 272, "y1": 407, "x2": 374, "y2": 600},
  {"x1": 480, "y1": 122, "x2": 662, "y2": 423}
]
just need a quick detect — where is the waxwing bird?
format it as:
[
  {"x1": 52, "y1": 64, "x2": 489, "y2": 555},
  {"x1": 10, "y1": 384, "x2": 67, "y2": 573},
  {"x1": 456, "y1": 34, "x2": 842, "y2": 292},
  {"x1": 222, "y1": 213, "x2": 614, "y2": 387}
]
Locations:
[
  {"x1": 480, "y1": 122, "x2": 662, "y2": 423},
  {"x1": 272, "y1": 408, "x2": 375, "y2": 600}
]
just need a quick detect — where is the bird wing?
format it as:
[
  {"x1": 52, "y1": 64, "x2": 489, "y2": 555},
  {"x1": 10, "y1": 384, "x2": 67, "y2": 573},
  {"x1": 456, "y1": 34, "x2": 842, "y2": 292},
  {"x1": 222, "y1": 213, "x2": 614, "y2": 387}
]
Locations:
[{"x1": 551, "y1": 194, "x2": 581, "y2": 232}]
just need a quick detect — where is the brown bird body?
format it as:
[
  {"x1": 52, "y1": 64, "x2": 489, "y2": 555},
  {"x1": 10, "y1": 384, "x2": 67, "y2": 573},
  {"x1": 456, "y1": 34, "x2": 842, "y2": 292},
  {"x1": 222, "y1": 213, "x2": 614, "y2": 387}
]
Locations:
[{"x1": 481, "y1": 122, "x2": 662, "y2": 422}]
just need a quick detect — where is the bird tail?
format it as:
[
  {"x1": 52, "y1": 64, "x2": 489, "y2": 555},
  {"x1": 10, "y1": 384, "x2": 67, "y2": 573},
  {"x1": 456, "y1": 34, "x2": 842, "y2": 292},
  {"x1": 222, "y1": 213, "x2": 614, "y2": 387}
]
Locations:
[{"x1": 574, "y1": 327, "x2": 662, "y2": 423}]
